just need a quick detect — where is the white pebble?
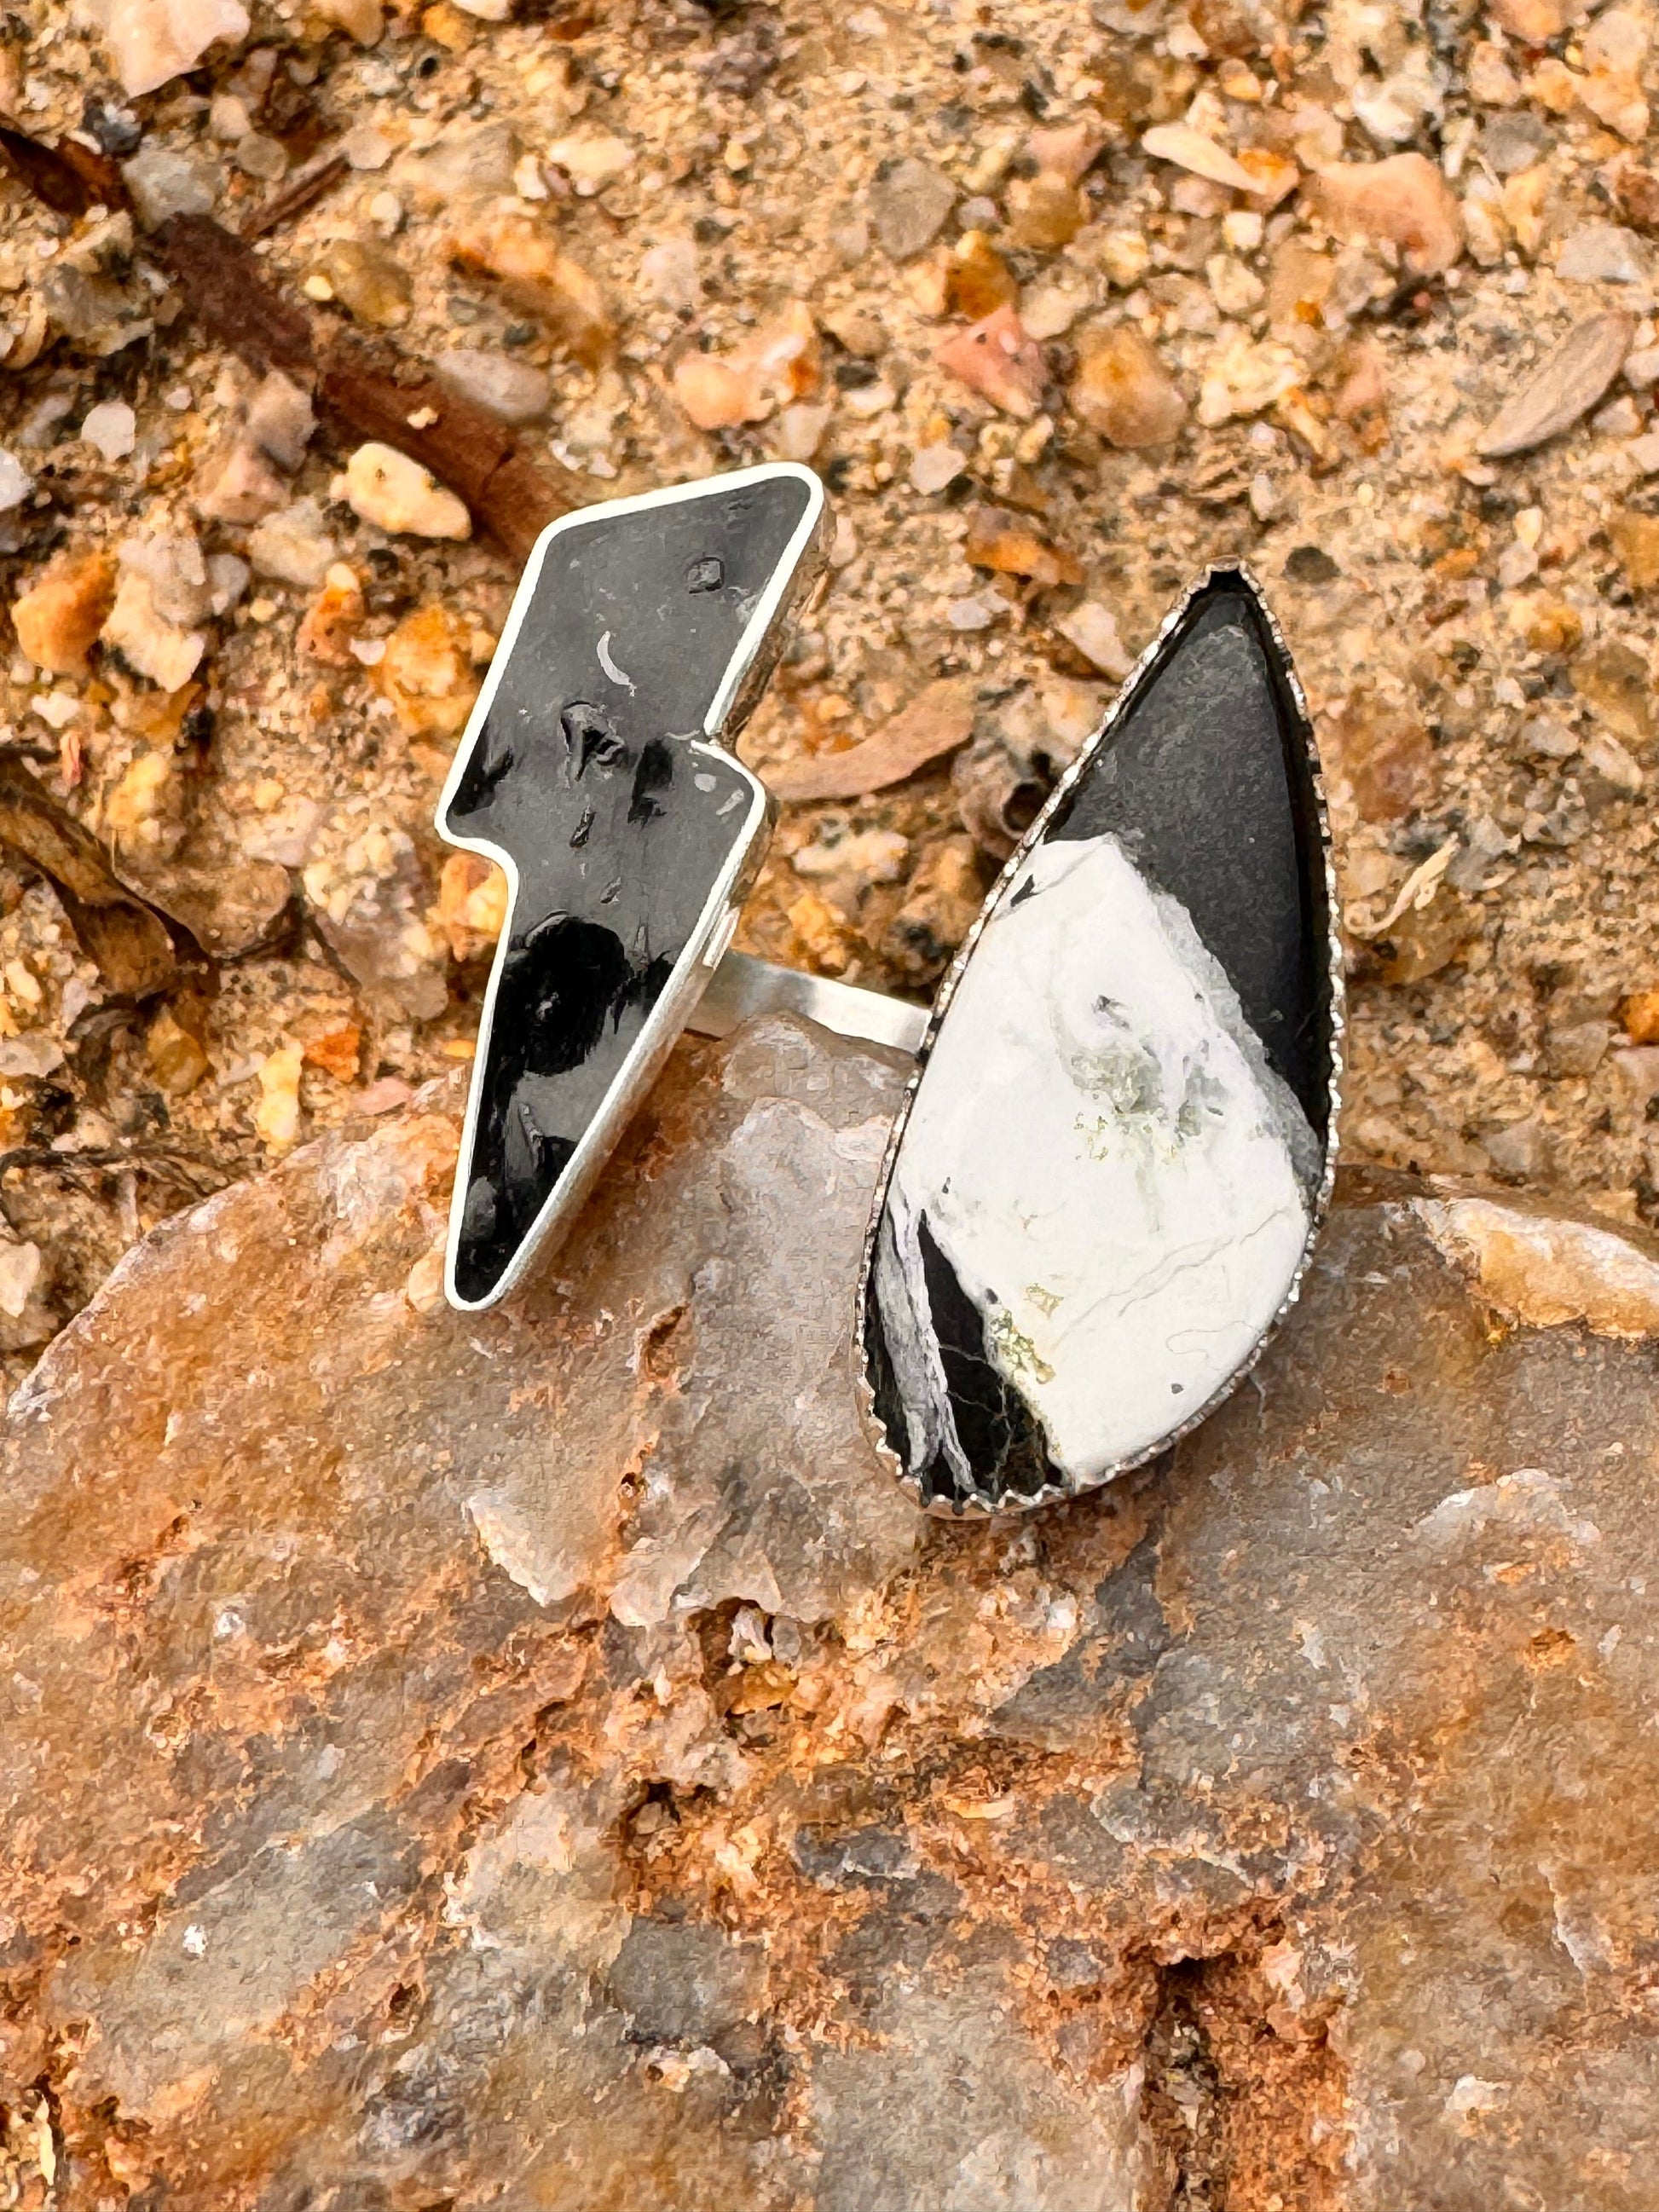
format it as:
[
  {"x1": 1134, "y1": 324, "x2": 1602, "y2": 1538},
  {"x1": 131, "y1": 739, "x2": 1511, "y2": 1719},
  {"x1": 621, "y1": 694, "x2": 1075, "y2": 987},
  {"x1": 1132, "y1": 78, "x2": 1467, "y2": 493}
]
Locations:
[
  {"x1": 1595, "y1": 392, "x2": 1644, "y2": 438},
  {"x1": 433, "y1": 348, "x2": 551, "y2": 426},
  {"x1": 118, "y1": 533, "x2": 211, "y2": 626},
  {"x1": 843, "y1": 379, "x2": 896, "y2": 420},
  {"x1": 0, "y1": 448, "x2": 32, "y2": 512},
  {"x1": 90, "y1": 0, "x2": 250, "y2": 98},
  {"x1": 80, "y1": 401, "x2": 136, "y2": 461},
  {"x1": 206, "y1": 552, "x2": 251, "y2": 615},
  {"x1": 0, "y1": 1037, "x2": 62, "y2": 1080},
  {"x1": 208, "y1": 91, "x2": 251, "y2": 141},
  {"x1": 333, "y1": 443, "x2": 471, "y2": 540},
  {"x1": 1557, "y1": 222, "x2": 1651, "y2": 286},
  {"x1": 344, "y1": 123, "x2": 397, "y2": 171},
  {"x1": 0, "y1": 1239, "x2": 40, "y2": 1320},
  {"x1": 774, "y1": 403, "x2": 833, "y2": 462},
  {"x1": 910, "y1": 443, "x2": 968, "y2": 494},
  {"x1": 1054, "y1": 599, "x2": 1132, "y2": 679},
  {"x1": 101, "y1": 571, "x2": 205, "y2": 690},
  {"x1": 512, "y1": 153, "x2": 549, "y2": 202},
  {"x1": 1021, "y1": 284, "x2": 1085, "y2": 340},
  {"x1": 121, "y1": 142, "x2": 217, "y2": 227},
  {"x1": 947, "y1": 596, "x2": 997, "y2": 632},
  {"x1": 247, "y1": 499, "x2": 338, "y2": 590},
  {"x1": 639, "y1": 239, "x2": 700, "y2": 311},
  {"x1": 545, "y1": 131, "x2": 634, "y2": 196}
]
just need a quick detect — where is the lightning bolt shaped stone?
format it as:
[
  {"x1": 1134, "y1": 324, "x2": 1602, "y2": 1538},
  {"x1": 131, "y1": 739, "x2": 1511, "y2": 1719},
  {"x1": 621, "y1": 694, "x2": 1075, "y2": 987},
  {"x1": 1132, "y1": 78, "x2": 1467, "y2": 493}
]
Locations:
[{"x1": 437, "y1": 463, "x2": 827, "y2": 1309}]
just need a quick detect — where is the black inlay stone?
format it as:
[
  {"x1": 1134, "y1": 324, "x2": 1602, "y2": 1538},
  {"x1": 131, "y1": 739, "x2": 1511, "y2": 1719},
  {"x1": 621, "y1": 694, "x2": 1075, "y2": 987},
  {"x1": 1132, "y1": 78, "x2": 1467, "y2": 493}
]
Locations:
[
  {"x1": 863, "y1": 568, "x2": 1336, "y2": 1510},
  {"x1": 443, "y1": 472, "x2": 812, "y2": 1305},
  {"x1": 911, "y1": 1216, "x2": 1050, "y2": 1510},
  {"x1": 1047, "y1": 575, "x2": 1330, "y2": 1138}
]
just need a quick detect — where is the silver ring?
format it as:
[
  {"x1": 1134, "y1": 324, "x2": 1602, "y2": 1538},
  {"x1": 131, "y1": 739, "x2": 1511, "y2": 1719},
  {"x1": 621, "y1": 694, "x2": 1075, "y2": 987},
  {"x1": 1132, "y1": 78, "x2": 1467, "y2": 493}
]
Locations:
[{"x1": 437, "y1": 467, "x2": 1341, "y2": 1517}]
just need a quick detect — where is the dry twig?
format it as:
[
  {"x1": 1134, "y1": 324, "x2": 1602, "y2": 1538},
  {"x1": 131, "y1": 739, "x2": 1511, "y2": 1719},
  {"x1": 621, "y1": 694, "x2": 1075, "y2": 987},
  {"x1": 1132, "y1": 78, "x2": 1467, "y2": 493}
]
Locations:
[{"x1": 0, "y1": 127, "x2": 581, "y2": 559}]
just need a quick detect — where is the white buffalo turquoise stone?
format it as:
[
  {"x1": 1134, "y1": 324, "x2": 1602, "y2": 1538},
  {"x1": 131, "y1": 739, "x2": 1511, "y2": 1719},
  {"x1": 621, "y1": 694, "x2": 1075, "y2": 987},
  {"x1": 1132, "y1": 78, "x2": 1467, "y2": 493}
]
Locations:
[{"x1": 871, "y1": 831, "x2": 1321, "y2": 1495}]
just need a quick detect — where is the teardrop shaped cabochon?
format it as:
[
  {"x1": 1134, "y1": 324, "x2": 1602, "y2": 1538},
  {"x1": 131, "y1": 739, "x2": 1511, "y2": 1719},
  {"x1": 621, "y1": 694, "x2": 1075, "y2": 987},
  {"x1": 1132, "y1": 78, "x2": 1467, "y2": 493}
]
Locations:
[{"x1": 859, "y1": 569, "x2": 1342, "y2": 1516}]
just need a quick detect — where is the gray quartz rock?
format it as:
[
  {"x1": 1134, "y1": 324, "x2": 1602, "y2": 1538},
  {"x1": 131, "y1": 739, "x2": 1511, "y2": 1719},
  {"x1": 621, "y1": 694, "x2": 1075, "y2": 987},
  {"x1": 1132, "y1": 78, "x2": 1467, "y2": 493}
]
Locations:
[
  {"x1": 3, "y1": 1016, "x2": 1659, "y2": 2209},
  {"x1": 604, "y1": 1918, "x2": 769, "y2": 2047},
  {"x1": 812, "y1": 1964, "x2": 1156, "y2": 2212},
  {"x1": 434, "y1": 345, "x2": 552, "y2": 424},
  {"x1": 868, "y1": 157, "x2": 957, "y2": 258}
]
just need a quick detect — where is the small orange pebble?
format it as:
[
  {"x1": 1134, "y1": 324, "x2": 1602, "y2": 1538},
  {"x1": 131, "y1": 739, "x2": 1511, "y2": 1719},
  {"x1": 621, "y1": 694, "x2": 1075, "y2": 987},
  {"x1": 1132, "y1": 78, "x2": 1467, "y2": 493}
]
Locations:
[{"x1": 303, "y1": 1025, "x2": 362, "y2": 1083}]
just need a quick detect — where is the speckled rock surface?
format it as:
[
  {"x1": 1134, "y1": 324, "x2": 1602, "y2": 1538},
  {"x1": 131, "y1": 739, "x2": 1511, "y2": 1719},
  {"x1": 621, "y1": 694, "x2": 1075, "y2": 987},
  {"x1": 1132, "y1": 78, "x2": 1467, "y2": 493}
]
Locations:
[{"x1": 3, "y1": 1013, "x2": 1659, "y2": 2209}]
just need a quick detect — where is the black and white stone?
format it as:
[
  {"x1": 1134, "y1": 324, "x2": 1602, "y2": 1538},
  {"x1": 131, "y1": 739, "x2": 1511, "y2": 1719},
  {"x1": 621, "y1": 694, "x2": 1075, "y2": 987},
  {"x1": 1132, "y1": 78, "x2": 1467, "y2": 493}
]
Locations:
[
  {"x1": 860, "y1": 570, "x2": 1340, "y2": 1514},
  {"x1": 437, "y1": 464, "x2": 826, "y2": 1310}
]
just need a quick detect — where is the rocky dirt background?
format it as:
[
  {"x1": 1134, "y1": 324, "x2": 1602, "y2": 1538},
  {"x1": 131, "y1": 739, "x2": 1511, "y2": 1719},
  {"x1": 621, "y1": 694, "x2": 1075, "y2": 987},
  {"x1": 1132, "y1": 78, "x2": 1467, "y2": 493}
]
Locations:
[{"x1": 0, "y1": 0, "x2": 1657, "y2": 1382}]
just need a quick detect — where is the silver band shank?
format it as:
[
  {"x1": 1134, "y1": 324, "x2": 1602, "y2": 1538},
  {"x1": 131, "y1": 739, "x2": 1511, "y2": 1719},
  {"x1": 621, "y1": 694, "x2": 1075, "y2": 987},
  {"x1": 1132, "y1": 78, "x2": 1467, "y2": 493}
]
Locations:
[{"x1": 689, "y1": 949, "x2": 927, "y2": 1057}]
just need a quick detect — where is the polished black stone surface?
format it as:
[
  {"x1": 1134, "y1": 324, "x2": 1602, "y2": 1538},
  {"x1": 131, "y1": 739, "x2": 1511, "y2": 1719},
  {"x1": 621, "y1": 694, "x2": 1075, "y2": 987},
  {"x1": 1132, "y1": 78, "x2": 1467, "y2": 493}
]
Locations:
[
  {"x1": 1047, "y1": 575, "x2": 1331, "y2": 1138},
  {"x1": 863, "y1": 569, "x2": 1338, "y2": 1513},
  {"x1": 442, "y1": 470, "x2": 816, "y2": 1306}
]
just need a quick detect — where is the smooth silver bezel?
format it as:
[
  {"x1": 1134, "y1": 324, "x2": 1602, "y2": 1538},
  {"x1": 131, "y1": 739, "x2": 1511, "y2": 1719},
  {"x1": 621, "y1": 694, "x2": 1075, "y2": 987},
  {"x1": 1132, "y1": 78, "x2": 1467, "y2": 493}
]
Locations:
[
  {"x1": 853, "y1": 563, "x2": 1347, "y2": 1517},
  {"x1": 437, "y1": 461, "x2": 828, "y2": 1313}
]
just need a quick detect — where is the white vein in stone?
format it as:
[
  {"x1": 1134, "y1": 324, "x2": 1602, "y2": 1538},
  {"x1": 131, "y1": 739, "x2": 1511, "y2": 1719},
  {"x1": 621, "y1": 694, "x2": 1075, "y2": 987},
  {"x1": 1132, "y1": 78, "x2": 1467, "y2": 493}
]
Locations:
[{"x1": 877, "y1": 832, "x2": 1321, "y2": 1487}]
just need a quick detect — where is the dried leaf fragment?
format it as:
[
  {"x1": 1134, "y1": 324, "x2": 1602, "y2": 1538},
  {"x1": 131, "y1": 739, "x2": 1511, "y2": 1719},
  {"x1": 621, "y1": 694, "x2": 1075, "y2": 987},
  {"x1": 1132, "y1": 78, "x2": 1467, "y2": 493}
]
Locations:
[
  {"x1": 770, "y1": 678, "x2": 978, "y2": 803},
  {"x1": 448, "y1": 214, "x2": 613, "y2": 367},
  {"x1": 128, "y1": 854, "x2": 292, "y2": 960},
  {"x1": 1476, "y1": 310, "x2": 1635, "y2": 457},
  {"x1": 0, "y1": 759, "x2": 179, "y2": 996},
  {"x1": 149, "y1": 213, "x2": 315, "y2": 380},
  {"x1": 1141, "y1": 124, "x2": 1258, "y2": 193},
  {"x1": 2, "y1": 143, "x2": 573, "y2": 566},
  {"x1": 0, "y1": 124, "x2": 122, "y2": 216},
  {"x1": 962, "y1": 508, "x2": 1083, "y2": 587}
]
